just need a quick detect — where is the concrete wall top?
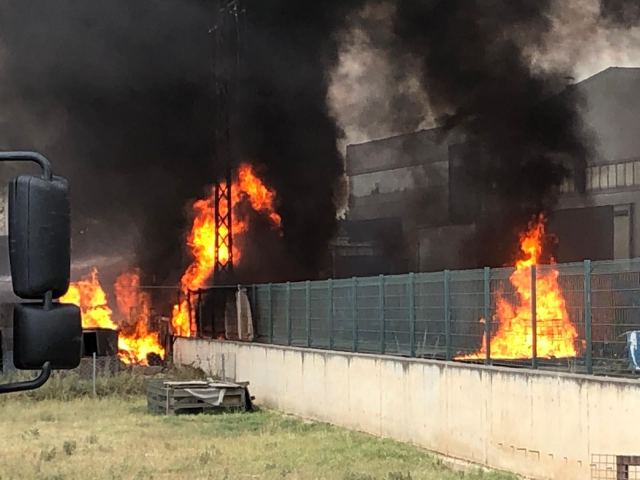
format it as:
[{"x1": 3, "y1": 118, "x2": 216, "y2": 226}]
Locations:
[{"x1": 182, "y1": 338, "x2": 640, "y2": 389}]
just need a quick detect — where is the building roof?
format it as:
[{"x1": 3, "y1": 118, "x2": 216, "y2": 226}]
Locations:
[{"x1": 346, "y1": 66, "x2": 640, "y2": 174}]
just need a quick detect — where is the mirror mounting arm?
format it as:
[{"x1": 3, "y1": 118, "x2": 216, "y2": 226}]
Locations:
[
  {"x1": 0, "y1": 151, "x2": 52, "y2": 181},
  {"x1": 44, "y1": 291, "x2": 53, "y2": 310},
  {"x1": 0, "y1": 362, "x2": 52, "y2": 395}
]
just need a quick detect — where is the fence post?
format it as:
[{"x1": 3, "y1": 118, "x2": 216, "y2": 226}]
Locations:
[
  {"x1": 286, "y1": 282, "x2": 292, "y2": 346},
  {"x1": 92, "y1": 352, "x2": 97, "y2": 397},
  {"x1": 268, "y1": 283, "x2": 274, "y2": 344},
  {"x1": 584, "y1": 260, "x2": 593, "y2": 374},
  {"x1": 328, "y1": 279, "x2": 334, "y2": 350},
  {"x1": 484, "y1": 267, "x2": 491, "y2": 365},
  {"x1": 531, "y1": 265, "x2": 538, "y2": 369},
  {"x1": 197, "y1": 289, "x2": 203, "y2": 339},
  {"x1": 409, "y1": 273, "x2": 416, "y2": 358},
  {"x1": 187, "y1": 290, "x2": 193, "y2": 337},
  {"x1": 251, "y1": 284, "x2": 257, "y2": 314},
  {"x1": 444, "y1": 270, "x2": 452, "y2": 361},
  {"x1": 306, "y1": 281, "x2": 311, "y2": 348},
  {"x1": 352, "y1": 277, "x2": 358, "y2": 353},
  {"x1": 379, "y1": 275, "x2": 385, "y2": 354}
]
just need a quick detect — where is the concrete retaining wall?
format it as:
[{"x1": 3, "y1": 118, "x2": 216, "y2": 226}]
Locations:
[{"x1": 174, "y1": 338, "x2": 640, "y2": 480}]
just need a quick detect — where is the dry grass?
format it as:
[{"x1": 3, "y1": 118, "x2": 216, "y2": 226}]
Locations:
[{"x1": 0, "y1": 391, "x2": 516, "y2": 480}]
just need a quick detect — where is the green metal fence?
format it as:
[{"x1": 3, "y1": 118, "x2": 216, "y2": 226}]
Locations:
[{"x1": 248, "y1": 258, "x2": 640, "y2": 377}]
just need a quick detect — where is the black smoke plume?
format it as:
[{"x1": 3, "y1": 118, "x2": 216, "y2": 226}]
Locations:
[
  {"x1": 392, "y1": 0, "x2": 592, "y2": 267},
  {"x1": 0, "y1": 0, "x2": 365, "y2": 284},
  {"x1": 231, "y1": 0, "x2": 365, "y2": 280},
  {"x1": 0, "y1": 0, "x2": 218, "y2": 285}
]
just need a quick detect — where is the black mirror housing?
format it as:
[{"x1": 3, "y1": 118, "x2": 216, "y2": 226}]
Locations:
[
  {"x1": 9, "y1": 175, "x2": 71, "y2": 299},
  {"x1": 13, "y1": 303, "x2": 82, "y2": 370}
]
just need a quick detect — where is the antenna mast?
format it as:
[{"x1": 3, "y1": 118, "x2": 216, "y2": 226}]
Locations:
[{"x1": 212, "y1": 0, "x2": 244, "y2": 280}]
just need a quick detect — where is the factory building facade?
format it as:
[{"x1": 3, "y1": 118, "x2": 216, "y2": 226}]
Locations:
[{"x1": 332, "y1": 67, "x2": 640, "y2": 277}]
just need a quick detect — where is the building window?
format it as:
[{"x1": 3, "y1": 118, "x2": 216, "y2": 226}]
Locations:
[
  {"x1": 599, "y1": 166, "x2": 608, "y2": 189},
  {"x1": 608, "y1": 164, "x2": 617, "y2": 188},
  {"x1": 625, "y1": 163, "x2": 634, "y2": 187},
  {"x1": 566, "y1": 160, "x2": 640, "y2": 193},
  {"x1": 589, "y1": 166, "x2": 598, "y2": 190},
  {"x1": 616, "y1": 164, "x2": 624, "y2": 188},
  {"x1": 448, "y1": 143, "x2": 481, "y2": 224}
]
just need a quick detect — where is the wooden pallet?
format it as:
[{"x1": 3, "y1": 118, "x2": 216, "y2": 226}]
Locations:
[{"x1": 146, "y1": 380, "x2": 248, "y2": 415}]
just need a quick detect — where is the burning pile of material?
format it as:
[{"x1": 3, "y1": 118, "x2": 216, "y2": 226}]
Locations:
[
  {"x1": 60, "y1": 268, "x2": 165, "y2": 366},
  {"x1": 61, "y1": 163, "x2": 280, "y2": 360},
  {"x1": 171, "y1": 163, "x2": 281, "y2": 337},
  {"x1": 458, "y1": 215, "x2": 580, "y2": 360}
]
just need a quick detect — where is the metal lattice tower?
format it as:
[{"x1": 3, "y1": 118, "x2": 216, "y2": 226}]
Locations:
[{"x1": 212, "y1": 0, "x2": 244, "y2": 279}]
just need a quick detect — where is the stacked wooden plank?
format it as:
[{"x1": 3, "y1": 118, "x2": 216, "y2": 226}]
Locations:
[{"x1": 146, "y1": 380, "x2": 251, "y2": 415}]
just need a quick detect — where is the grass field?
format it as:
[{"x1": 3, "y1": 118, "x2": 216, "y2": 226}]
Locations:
[{"x1": 0, "y1": 373, "x2": 517, "y2": 480}]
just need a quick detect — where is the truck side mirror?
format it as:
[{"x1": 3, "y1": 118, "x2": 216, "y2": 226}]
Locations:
[
  {"x1": 9, "y1": 174, "x2": 70, "y2": 299},
  {"x1": 0, "y1": 152, "x2": 81, "y2": 393},
  {"x1": 13, "y1": 303, "x2": 82, "y2": 370}
]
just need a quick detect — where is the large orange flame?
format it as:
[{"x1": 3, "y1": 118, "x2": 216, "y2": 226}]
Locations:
[
  {"x1": 60, "y1": 268, "x2": 116, "y2": 330},
  {"x1": 60, "y1": 268, "x2": 165, "y2": 365},
  {"x1": 113, "y1": 270, "x2": 143, "y2": 324},
  {"x1": 457, "y1": 214, "x2": 579, "y2": 360},
  {"x1": 236, "y1": 164, "x2": 282, "y2": 227},
  {"x1": 170, "y1": 197, "x2": 216, "y2": 338},
  {"x1": 170, "y1": 163, "x2": 280, "y2": 337}
]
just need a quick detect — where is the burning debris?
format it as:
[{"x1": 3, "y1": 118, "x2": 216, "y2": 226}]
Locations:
[
  {"x1": 171, "y1": 163, "x2": 281, "y2": 338},
  {"x1": 60, "y1": 268, "x2": 165, "y2": 366},
  {"x1": 458, "y1": 215, "x2": 580, "y2": 360},
  {"x1": 60, "y1": 163, "x2": 279, "y2": 352}
]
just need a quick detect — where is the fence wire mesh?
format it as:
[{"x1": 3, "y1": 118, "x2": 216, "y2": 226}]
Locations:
[{"x1": 250, "y1": 259, "x2": 640, "y2": 377}]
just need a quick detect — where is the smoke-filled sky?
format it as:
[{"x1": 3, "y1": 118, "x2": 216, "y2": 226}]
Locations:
[
  {"x1": 0, "y1": 0, "x2": 363, "y2": 283},
  {"x1": 0, "y1": 0, "x2": 637, "y2": 281},
  {"x1": 329, "y1": 0, "x2": 640, "y2": 266},
  {"x1": 330, "y1": 0, "x2": 640, "y2": 148},
  {"x1": 0, "y1": 0, "x2": 218, "y2": 283}
]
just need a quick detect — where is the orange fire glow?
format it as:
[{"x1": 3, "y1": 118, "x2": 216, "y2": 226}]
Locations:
[
  {"x1": 170, "y1": 163, "x2": 281, "y2": 337},
  {"x1": 236, "y1": 164, "x2": 282, "y2": 227},
  {"x1": 457, "y1": 215, "x2": 579, "y2": 360},
  {"x1": 60, "y1": 268, "x2": 165, "y2": 365}
]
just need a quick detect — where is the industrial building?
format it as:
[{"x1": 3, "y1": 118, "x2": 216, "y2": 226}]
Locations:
[{"x1": 333, "y1": 67, "x2": 640, "y2": 277}]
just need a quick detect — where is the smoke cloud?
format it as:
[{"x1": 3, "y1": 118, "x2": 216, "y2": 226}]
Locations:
[
  {"x1": 329, "y1": 3, "x2": 433, "y2": 151},
  {"x1": 0, "y1": 0, "x2": 635, "y2": 282},
  {"x1": 0, "y1": 0, "x2": 369, "y2": 284},
  {"x1": 0, "y1": 0, "x2": 218, "y2": 285},
  {"x1": 389, "y1": 0, "x2": 594, "y2": 266},
  {"x1": 230, "y1": 0, "x2": 366, "y2": 279},
  {"x1": 529, "y1": 0, "x2": 640, "y2": 81}
]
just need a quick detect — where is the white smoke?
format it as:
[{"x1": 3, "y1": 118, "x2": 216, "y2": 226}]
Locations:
[
  {"x1": 329, "y1": 2, "x2": 433, "y2": 155},
  {"x1": 530, "y1": 0, "x2": 640, "y2": 80}
]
